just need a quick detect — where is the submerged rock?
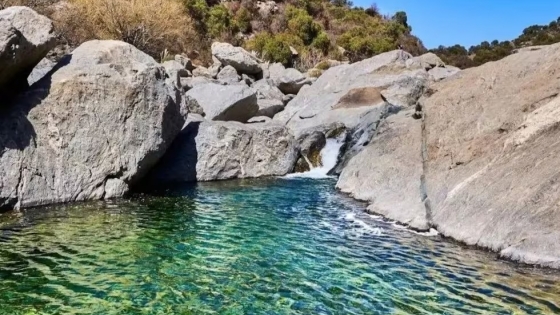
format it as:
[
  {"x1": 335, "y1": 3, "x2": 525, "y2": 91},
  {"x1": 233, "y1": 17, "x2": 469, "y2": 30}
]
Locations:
[
  {"x1": 149, "y1": 116, "x2": 298, "y2": 182},
  {"x1": 0, "y1": 40, "x2": 184, "y2": 210}
]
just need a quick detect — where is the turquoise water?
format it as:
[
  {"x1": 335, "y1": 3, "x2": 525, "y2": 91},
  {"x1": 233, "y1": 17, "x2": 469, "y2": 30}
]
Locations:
[{"x1": 0, "y1": 178, "x2": 559, "y2": 314}]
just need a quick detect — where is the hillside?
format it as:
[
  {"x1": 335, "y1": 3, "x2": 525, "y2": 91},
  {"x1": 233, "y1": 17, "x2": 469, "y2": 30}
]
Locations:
[
  {"x1": 430, "y1": 16, "x2": 560, "y2": 69},
  {"x1": 0, "y1": 0, "x2": 426, "y2": 69}
]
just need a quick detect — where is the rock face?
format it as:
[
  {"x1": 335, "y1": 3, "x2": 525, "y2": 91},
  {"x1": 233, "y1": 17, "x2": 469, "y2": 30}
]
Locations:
[
  {"x1": 185, "y1": 83, "x2": 258, "y2": 122},
  {"x1": 0, "y1": 6, "x2": 56, "y2": 95},
  {"x1": 421, "y1": 43, "x2": 560, "y2": 268},
  {"x1": 337, "y1": 110, "x2": 428, "y2": 230},
  {"x1": 335, "y1": 43, "x2": 560, "y2": 268},
  {"x1": 149, "y1": 116, "x2": 298, "y2": 182},
  {"x1": 0, "y1": 40, "x2": 184, "y2": 210},
  {"x1": 211, "y1": 42, "x2": 261, "y2": 74}
]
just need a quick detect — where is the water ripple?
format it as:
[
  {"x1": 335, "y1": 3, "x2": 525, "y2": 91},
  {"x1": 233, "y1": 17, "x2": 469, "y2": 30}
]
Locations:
[{"x1": 0, "y1": 178, "x2": 558, "y2": 314}]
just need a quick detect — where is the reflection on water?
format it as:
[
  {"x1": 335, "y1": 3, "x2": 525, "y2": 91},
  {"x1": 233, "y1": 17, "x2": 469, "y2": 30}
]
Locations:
[{"x1": 0, "y1": 178, "x2": 559, "y2": 315}]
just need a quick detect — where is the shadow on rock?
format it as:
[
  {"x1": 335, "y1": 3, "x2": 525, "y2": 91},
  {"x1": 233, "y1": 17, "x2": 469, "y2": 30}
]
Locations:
[{"x1": 0, "y1": 55, "x2": 72, "y2": 158}]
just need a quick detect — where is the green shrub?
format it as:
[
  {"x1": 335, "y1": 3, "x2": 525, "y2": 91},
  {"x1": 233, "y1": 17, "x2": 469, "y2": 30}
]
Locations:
[
  {"x1": 338, "y1": 27, "x2": 394, "y2": 61},
  {"x1": 312, "y1": 31, "x2": 330, "y2": 53},
  {"x1": 183, "y1": 0, "x2": 209, "y2": 32},
  {"x1": 207, "y1": 4, "x2": 232, "y2": 38},
  {"x1": 246, "y1": 33, "x2": 293, "y2": 65},
  {"x1": 234, "y1": 6, "x2": 252, "y2": 33},
  {"x1": 286, "y1": 5, "x2": 322, "y2": 45}
]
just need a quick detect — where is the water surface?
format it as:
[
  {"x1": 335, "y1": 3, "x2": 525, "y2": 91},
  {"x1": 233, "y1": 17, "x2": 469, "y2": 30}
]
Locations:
[{"x1": 0, "y1": 178, "x2": 559, "y2": 314}]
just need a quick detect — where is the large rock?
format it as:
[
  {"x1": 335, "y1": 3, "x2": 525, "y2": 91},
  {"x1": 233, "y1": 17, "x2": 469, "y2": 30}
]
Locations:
[
  {"x1": 185, "y1": 83, "x2": 258, "y2": 122},
  {"x1": 406, "y1": 52, "x2": 444, "y2": 70},
  {"x1": 252, "y1": 79, "x2": 284, "y2": 101},
  {"x1": 337, "y1": 110, "x2": 428, "y2": 230},
  {"x1": 0, "y1": 40, "x2": 184, "y2": 210},
  {"x1": 0, "y1": 6, "x2": 56, "y2": 95},
  {"x1": 217, "y1": 65, "x2": 241, "y2": 84},
  {"x1": 149, "y1": 116, "x2": 298, "y2": 182},
  {"x1": 274, "y1": 50, "x2": 428, "y2": 136},
  {"x1": 269, "y1": 63, "x2": 311, "y2": 94},
  {"x1": 211, "y1": 42, "x2": 262, "y2": 74},
  {"x1": 421, "y1": 43, "x2": 560, "y2": 268},
  {"x1": 251, "y1": 79, "x2": 287, "y2": 117}
]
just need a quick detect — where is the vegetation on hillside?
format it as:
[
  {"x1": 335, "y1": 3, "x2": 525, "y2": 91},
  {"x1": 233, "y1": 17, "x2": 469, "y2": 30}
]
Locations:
[
  {"x1": 1, "y1": 0, "x2": 425, "y2": 68},
  {"x1": 431, "y1": 16, "x2": 560, "y2": 69}
]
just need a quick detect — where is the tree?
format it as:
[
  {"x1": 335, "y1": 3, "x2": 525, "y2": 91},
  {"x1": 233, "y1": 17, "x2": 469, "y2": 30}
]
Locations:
[
  {"x1": 365, "y1": 3, "x2": 379, "y2": 17},
  {"x1": 331, "y1": 0, "x2": 353, "y2": 7},
  {"x1": 393, "y1": 11, "x2": 408, "y2": 29}
]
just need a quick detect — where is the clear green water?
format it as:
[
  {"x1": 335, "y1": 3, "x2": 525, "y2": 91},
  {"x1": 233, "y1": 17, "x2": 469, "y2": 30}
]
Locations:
[{"x1": 0, "y1": 178, "x2": 559, "y2": 315}]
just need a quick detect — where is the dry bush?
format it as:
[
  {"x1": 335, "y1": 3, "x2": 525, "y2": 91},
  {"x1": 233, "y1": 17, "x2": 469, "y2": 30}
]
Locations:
[
  {"x1": 0, "y1": 0, "x2": 58, "y2": 13},
  {"x1": 55, "y1": 0, "x2": 199, "y2": 58},
  {"x1": 294, "y1": 48, "x2": 323, "y2": 72}
]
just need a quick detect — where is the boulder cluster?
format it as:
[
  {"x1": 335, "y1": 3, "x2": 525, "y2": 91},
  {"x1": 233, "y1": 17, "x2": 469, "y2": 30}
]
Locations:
[{"x1": 2, "y1": 7, "x2": 560, "y2": 268}]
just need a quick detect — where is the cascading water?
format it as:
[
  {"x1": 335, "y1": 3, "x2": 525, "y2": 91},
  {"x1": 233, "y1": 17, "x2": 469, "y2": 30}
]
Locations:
[{"x1": 285, "y1": 136, "x2": 345, "y2": 179}]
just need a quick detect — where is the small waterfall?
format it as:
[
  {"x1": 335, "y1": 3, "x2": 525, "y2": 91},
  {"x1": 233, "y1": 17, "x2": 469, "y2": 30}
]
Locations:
[{"x1": 286, "y1": 136, "x2": 345, "y2": 179}]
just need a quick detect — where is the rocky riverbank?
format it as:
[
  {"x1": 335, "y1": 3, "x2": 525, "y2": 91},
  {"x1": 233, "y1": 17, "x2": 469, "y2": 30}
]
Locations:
[{"x1": 0, "y1": 6, "x2": 559, "y2": 268}]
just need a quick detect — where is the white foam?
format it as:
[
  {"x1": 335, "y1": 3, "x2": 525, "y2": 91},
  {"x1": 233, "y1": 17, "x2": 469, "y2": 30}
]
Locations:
[
  {"x1": 342, "y1": 211, "x2": 383, "y2": 236},
  {"x1": 412, "y1": 228, "x2": 439, "y2": 237},
  {"x1": 284, "y1": 137, "x2": 345, "y2": 179}
]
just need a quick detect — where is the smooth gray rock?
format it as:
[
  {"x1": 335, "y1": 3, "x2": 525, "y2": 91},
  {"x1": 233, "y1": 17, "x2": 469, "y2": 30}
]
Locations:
[
  {"x1": 27, "y1": 57, "x2": 56, "y2": 85},
  {"x1": 185, "y1": 83, "x2": 258, "y2": 122},
  {"x1": 0, "y1": 6, "x2": 56, "y2": 95},
  {"x1": 428, "y1": 66, "x2": 460, "y2": 81},
  {"x1": 217, "y1": 65, "x2": 240, "y2": 84},
  {"x1": 0, "y1": 40, "x2": 184, "y2": 210},
  {"x1": 257, "y1": 98, "x2": 285, "y2": 118},
  {"x1": 337, "y1": 110, "x2": 428, "y2": 230},
  {"x1": 422, "y1": 42, "x2": 560, "y2": 268},
  {"x1": 253, "y1": 79, "x2": 284, "y2": 101},
  {"x1": 269, "y1": 63, "x2": 311, "y2": 94},
  {"x1": 211, "y1": 42, "x2": 261, "y2": 74},
  {"x1": 149, "y1": 117, "x2": 298, "y2": 182},
  {"x1": 333, "y1": 105, "x2": 400, "y2": 174}
]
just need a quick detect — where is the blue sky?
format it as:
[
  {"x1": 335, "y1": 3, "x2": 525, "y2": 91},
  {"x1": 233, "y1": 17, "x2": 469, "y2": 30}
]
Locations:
[{"x1": 352, "y1": 0, "x2": 560, "y2": 49}]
